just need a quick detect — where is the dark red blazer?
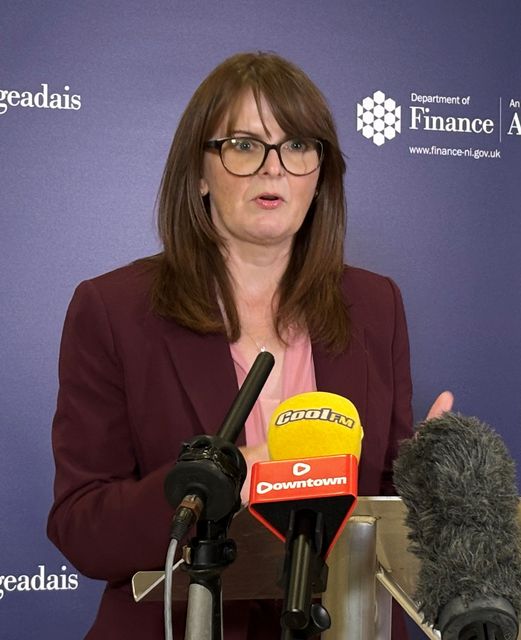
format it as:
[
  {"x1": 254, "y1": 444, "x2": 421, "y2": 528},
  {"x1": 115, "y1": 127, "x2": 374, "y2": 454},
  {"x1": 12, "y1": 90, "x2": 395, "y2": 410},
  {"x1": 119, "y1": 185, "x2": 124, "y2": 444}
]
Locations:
[{"x1": 47, "y1": 261, "x2": 413, "y2": 639}]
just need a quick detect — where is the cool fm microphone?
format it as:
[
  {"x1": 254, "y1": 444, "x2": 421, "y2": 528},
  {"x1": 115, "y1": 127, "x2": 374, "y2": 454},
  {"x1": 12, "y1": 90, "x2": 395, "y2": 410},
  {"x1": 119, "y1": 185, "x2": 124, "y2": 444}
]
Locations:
[
  {"x1": 250, "y1": 391, "x2": 363, "y2": 554},
  {"x1": 394, "y1": 412, "x2": 521, "y2": 640},
  {"x1": 248, "y1": 391, "x2": 364, "y2": 637}
]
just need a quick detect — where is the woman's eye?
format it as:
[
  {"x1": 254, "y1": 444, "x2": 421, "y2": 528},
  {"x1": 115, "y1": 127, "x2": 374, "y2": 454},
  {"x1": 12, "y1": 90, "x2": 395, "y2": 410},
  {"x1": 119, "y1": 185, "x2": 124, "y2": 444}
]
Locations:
[
  {"x1": 286, "y1": 139, "x2": 307, "y2": 152},
  {"x1": 231, "y1": 138, "x2": 255, "y2": 152}
]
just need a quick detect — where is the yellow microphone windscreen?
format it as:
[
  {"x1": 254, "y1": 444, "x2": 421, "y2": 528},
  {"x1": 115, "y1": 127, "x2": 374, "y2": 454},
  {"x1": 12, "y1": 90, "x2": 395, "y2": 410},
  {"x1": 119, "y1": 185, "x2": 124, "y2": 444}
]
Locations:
[{"x1": 267, "y1": 391, "x2": 363, "y2": 462}]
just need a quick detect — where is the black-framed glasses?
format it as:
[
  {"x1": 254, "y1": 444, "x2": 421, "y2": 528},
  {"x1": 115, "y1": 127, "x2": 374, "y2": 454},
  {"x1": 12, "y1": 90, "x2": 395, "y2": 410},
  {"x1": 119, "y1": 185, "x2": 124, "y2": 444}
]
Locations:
[{"x1": 204, "y1": 136, "x2": 324, "y2": 176}]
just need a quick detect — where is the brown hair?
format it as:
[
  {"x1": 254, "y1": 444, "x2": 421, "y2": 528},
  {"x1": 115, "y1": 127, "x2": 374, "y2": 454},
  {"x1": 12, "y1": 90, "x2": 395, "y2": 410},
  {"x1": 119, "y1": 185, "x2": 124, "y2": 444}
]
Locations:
[{"x1": 147, "y1": 51, "x2": 349, "y2": 351}]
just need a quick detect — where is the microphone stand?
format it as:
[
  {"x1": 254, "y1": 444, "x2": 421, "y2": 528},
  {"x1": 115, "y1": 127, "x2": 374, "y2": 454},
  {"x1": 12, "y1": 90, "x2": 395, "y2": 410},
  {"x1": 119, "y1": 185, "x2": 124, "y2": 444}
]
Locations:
[
  {"x1": 170, "y1": 433, "x2": 245, "y2": 640},
  {"x1": 183, "y1": 493, "x2": 242, "y2": 640},
  {"x1": 164, "y1": 351, "x2": 275, "y2": 640},
  {"x1": 280, "y1": 509, "x2": 331, "y2": 639},
  {"x1": 183, "y1": 515, "x2": 237, "y2": 640}
]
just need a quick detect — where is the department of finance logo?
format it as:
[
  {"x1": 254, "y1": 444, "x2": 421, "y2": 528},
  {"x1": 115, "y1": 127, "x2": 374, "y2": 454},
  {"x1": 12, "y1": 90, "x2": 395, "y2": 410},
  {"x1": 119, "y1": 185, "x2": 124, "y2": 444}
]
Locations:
[{"x1": 357, "y1": 91, "x2": 401, "y2": 146}]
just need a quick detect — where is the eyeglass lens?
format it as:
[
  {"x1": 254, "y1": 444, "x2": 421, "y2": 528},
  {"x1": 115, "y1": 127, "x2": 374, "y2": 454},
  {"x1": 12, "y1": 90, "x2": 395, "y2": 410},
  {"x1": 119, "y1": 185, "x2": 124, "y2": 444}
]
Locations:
[{"x1": 220, "y1": 138, "x2": 321, "y2": 176}]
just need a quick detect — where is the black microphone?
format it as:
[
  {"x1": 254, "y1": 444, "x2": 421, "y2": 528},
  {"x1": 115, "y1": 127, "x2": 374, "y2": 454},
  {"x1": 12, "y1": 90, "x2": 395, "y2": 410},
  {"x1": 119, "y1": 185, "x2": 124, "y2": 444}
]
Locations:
[
  {"x1": 164, "y1": 350, "x2": 274, "y2": 540},
  {"x1": 393, "y1": 412, "x2": 521, "y2": 640}
]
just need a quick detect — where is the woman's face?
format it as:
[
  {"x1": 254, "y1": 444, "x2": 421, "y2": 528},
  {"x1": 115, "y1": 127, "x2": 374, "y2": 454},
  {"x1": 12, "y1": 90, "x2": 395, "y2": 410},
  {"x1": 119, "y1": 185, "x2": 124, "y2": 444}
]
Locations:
[{"x1": 200, "y1": 91, "x2": 320, "y2": 253}]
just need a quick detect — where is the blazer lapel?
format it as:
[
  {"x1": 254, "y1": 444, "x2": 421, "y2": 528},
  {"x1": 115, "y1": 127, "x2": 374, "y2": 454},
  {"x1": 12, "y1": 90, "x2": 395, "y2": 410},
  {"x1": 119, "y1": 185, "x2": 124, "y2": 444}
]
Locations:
[
  {"x1": 159, "y1": 319, "x2": 241, "y2": 438},
  {"x1": 312, "y1": 326, "x2": 368, "y2": 427}
]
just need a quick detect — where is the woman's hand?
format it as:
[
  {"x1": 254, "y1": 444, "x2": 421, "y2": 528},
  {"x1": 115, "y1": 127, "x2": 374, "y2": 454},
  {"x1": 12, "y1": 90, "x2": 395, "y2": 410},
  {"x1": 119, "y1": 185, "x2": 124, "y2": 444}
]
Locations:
[
  {"x1": 239, "y1": 442, "x2": 269, "y2": 505},
  {"x1": 425, "y1": 390, "x2": 454, "y2": 420}
]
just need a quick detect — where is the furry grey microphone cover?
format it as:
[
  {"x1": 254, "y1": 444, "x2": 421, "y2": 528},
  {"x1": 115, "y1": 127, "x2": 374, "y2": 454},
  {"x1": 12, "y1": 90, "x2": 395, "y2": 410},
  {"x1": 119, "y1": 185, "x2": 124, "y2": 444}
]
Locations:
[{"x1": 393, "y1": 412, "x2": 521, "y2": 626}]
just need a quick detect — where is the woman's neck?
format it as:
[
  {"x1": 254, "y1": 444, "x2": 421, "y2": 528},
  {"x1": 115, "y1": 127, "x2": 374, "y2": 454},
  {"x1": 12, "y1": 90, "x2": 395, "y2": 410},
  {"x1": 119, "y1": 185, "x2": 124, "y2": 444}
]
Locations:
[
  {"x1": 222, "y1": 241, "x2": 291, "y2": 352},
  {"x1": 225, "y1": 241, "x2": 290, "y2": 306}
]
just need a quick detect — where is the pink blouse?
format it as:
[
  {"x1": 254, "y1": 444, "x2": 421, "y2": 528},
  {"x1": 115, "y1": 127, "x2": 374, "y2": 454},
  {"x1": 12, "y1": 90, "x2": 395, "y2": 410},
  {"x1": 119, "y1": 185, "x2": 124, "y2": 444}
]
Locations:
[{"x1": 229, "y1": 333, "x2": 317, "y2": 446}]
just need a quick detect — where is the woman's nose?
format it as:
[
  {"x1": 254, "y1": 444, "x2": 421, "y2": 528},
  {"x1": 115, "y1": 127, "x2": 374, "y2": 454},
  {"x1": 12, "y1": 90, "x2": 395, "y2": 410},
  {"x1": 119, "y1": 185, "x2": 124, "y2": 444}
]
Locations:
[{"x1": 260, "y1": 148, "x2": 284, "y2": 176}]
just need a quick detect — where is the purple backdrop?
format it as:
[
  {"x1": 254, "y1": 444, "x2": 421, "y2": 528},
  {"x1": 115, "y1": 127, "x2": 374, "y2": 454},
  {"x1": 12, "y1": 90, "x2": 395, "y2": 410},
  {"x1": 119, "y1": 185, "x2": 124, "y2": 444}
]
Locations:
[{"x1": 1, "y1": 1, "x2": 520, "y2": 638}]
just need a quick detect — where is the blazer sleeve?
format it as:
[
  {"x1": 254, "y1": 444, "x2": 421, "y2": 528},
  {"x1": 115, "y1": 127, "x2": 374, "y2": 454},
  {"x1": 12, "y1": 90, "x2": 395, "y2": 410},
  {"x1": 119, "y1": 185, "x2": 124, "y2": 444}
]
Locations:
[
  {"x1": 379, "y1": 278, "x2": 414, "y2": 495},
  {"x1": 47, "y1": 280, "x2": 175, "y2": 583}
]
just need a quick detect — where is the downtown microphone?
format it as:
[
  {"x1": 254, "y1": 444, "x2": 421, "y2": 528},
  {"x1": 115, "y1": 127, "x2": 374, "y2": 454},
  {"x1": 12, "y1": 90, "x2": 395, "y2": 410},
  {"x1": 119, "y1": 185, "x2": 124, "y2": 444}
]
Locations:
[
  {"x1": 393, "y1": 412, "x2": 521, "y2": 640},
  {"x1": 248, "y1": 392, "x2": 363, "y2": 635},
  {"x1": 249, "y1": 391, "x2": 363, "y2": 557}
]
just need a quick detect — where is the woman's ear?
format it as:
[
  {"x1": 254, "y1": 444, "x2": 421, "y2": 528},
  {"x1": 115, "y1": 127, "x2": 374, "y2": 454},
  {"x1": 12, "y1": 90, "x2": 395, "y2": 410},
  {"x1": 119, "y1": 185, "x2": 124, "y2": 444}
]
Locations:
[{"x1": 199, "y1": 178, "x2": 209, "y2": 197}]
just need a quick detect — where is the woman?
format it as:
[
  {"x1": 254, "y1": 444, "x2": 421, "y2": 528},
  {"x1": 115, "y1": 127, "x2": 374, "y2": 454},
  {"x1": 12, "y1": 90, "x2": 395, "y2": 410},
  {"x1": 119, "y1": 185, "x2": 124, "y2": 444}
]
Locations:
[{"x1": 48, "y1": 52, "x2": 452, "y2": 638}]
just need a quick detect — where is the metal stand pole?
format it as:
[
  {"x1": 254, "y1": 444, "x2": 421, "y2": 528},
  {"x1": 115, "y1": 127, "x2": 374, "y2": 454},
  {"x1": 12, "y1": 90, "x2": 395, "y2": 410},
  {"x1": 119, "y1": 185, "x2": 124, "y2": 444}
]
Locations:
[
  {"x1": 185, "y1": 582, "x2": 220, "y2": 640},
  {"x1": 322, "y1": 516, "x2": 390, "y2": 640}
]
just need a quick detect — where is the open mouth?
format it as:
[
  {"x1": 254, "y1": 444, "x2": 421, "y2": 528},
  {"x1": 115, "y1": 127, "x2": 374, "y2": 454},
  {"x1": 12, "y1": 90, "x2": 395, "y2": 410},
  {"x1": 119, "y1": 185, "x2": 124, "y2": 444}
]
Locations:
[
  {"x1": 255, "y1": 194, "x2": 283, "y2": 209},
  {"x1": 259, "y1": 194, "x2": 279, "y2": 201}
]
